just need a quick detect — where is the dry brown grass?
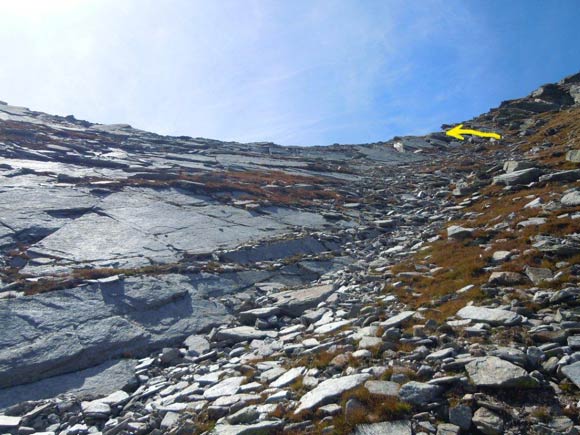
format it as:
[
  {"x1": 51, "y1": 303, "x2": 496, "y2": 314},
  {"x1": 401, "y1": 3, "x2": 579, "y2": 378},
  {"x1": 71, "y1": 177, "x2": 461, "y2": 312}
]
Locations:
[{"x1": 331, "y1": 385, "x2": 411, "y2": 433}]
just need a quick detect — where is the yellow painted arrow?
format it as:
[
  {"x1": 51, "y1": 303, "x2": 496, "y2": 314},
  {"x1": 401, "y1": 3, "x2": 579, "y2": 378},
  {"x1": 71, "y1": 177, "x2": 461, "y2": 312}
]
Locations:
[{"x1": 446, "y1": 124, "x2": 501, "y2": 141}]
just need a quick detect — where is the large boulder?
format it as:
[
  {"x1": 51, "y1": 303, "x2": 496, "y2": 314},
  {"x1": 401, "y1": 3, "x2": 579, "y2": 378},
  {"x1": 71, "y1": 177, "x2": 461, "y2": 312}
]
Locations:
[
  {"x1": 399, "y1": 381, "x2": 443, "y2": 406},
  {"x1": 465, "y1": 356, "x2": 538, "y2": 388},
  {"x1": 456, "y1": 306, "x2": 523, "y2": 326},
  {"x1": 272, "y1": 284, "x2": 335, "y2": 317},
  {"x1": 493, "y1": 168, "x2": 542, "y2": 186},
  {"x1": 561, "y1": 190, "x2": 580, "y2": 206}
]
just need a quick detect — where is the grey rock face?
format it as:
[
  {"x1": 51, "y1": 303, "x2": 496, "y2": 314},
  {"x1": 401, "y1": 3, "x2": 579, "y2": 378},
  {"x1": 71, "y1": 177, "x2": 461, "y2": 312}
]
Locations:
[
  {"x1": 0, "y1": 274, "x2": 228, "y2": 388},
  {"x1": 466, "y1": 356, "x2": 538, "y2": 388}
]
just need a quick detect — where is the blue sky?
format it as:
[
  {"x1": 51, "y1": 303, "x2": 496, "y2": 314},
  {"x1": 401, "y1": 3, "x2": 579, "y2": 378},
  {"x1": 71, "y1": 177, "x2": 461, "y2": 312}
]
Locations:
[{"x1": 0, "y1": 0, "x2": 578, "y2": 146}]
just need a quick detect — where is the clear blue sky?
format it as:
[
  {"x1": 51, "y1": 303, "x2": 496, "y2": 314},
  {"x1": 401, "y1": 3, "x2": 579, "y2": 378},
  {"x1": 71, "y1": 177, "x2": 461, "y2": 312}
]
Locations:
[{"x1": 0, "y1": 0, "x2": 578, "y2": 145}]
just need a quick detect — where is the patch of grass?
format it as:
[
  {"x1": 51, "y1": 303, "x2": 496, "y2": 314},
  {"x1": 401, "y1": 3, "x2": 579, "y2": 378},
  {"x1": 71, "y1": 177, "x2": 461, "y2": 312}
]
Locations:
[{"x1": 331, "y1": 385, "x2": 411, "y2": 433}]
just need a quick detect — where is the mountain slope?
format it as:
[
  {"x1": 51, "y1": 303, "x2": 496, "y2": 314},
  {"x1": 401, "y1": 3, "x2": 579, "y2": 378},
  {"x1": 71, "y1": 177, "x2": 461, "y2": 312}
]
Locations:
[{"x1": 0, "y1": 72, "x2": 579, "y2": 434}]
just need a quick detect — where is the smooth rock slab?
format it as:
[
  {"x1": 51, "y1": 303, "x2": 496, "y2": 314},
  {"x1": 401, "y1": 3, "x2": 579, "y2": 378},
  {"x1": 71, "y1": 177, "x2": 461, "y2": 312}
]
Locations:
[
  {"x1": 314, "y1": 319, "x2": 351, "y2": 335},
  {"x1": 466, "y1": 356, "x2": 538, "y2": 388},
  {"x1": 270, "y1": 367, "x2": 305, "y2": 389},
  {"x1": 203, "y1": 376, "x2": 246, "y2": 400},
  {"x1": 215, "y1": 327, "x2": 277, "y2": 343},
  {"x1": 456, "y1": 306, "x2": 523, "y2": 326},
  {"x1": 294, "y1": 374, "x2": 371, "y2": 414},
  {"x1": 0, "y1": 274, "x2": 228, "y2": 389},
  {"x1": 353, "y1": 420, "x2": 412, "y2": 435}
]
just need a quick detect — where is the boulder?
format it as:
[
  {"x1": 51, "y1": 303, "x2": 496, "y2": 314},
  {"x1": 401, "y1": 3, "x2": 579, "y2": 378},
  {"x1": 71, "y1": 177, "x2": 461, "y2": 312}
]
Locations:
[
  {"x1": 465, "y1": 356, "x2": 538, "y2": 388},
  {"x1": 524, "y1": 266, "x2": 553, "y2": 285},
  {"x1": 561, "y1": 190, "x2": 580, "y2": 206},
  {"x1": 472, "y1": 407, "x2": 504, "y2": 435},
  {"x1": 399, "y1": 381, "x2": 442, "y2": 406},
  {"x1": 488, "y1": 271, "x2": 526, "y2": 286},
  {"x1": 184, "y1": 335, "x2": 210, "y2": 356},
  {"x1": 272, "y1": 284, "x2": 335, "y2": 317},
  {"x1": 447, "y1": 225, "x2": 474, "y2": 240},
  {"x1": 493, "y1": 168, "x2": 542, "y2": 186},
  {"x1": 457, "y1": 306, "x2": 523, "y2": 326}
]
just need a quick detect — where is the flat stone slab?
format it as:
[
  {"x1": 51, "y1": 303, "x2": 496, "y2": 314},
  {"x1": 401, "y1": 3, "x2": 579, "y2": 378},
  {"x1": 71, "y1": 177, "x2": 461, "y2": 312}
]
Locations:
[
  {"x1": 456, "y1": 306, "x2": 523, "y2": 326},
  {"x1": 270, "y1": 367, "x2": 305, "y2": 389},
  {"x1": 203, "y1": 376, "x2": 246, "y2": 400},
  {"x1": 239, "y1": 307, "x2": 281, "y2": 325},
  {"x1": 0, "y1": 274, "x2": 229, "y2": 389},
  {"x1": 353, "y1": 420, "x2": 412, "y2": 435},
  {"x1": 466, "y1": 356, "x2": 538, "y2": 388},
  {"x1": 380, "y1": 311, "x2": 416, "y2": 328},
  {"x1": 215, "y1": 326, "x2": 278, "y2": 343},
  {"x1": 294, "y1": 374, "x2": 371, "y2": 414},
  {"x1": 273, "y1": 284, "x2": 335, "y2": 317}
]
